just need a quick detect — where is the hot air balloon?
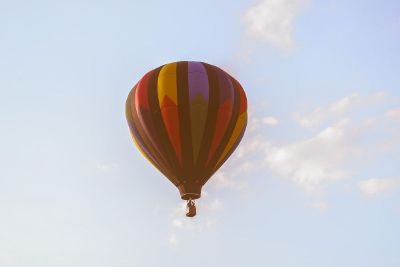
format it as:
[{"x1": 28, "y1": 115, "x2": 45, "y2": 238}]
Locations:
[{"x1": 126, "y1": 61, "x2": 247, "y2": 217}]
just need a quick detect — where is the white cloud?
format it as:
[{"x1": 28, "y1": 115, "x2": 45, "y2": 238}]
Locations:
[
  {"x1": 358, "y1": 178, "x2": 400, "y2": 196},
  {"x1": 169, "y1": 91, "x2": 398, "y2": 232},
  {"x1": 213, "y1": 104, "x2": 359, "y2": 194},
  {"x1": 207, "y1": 116, "x2": 269, "y2": 191},
  {"x1": 208, "y1": 199, "x2": 223, "y2": 211},
  {"x1": 166, "y1": 91, "x2": 399, "y2": 246},
  {"x1": 167, "y1": 197, "x2": 223, "y2": 245},
  {"x1": 247, "y1": 117, "x2": 261, "y2": 134},
  {"x1": 385, "y1": 107, "x2": 400, "y2": 120},
  {"x1": 262, "y1": 116, "x2": 279, "y2": 126},
  {"x1": 172, "y1": 218, "x2": 183, "y2": 228},
  {"x1": 264, "y1": 119, "x2": 353, "y2": 192},
  {"x1": 294, "y1": 92, "x2": 386, "y2": 128},
  {"x1": 246, "y1": 115, "x2": 279, "y2": 134},
  {"x1": 168, "y1": 233, "x2": 178, "y2": 246},
  {"x1": 219, "y1": 92, "x2": 398, "y2": 198},
  {"x1": 211, "y1": 172, "x2": 240, "y2": 189},
  {"x1": 96, "y1": 162, "x2": 118, "y2": 172},
  {"x1": 243, "y1": 0, "x2": 306, "y2": 50}
]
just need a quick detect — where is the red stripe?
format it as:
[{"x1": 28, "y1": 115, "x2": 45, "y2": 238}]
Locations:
[
  {"x1": 135, "y1": 70, "x2": 153, "y2": 111},
  {"x1": 160, "y1": 96, "x2": 182, "y2": 164},
  {"x1": 205, "y1": 101, "x2": 233, "y2": 164}
]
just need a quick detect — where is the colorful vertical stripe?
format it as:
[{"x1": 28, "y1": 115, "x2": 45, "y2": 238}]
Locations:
[{"x1": 126, "y1": 61, "x2": 247, "y2": 189}]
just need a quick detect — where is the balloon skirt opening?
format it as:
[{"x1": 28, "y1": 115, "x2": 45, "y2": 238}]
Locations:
[{"x1": 178, "y1": 183, "x2": 202, "y2": 200}]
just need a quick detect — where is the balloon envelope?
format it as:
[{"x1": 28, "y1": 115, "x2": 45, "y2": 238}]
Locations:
[{"x1": 126, "y1": 61, "x2": 247, "y2": 200}]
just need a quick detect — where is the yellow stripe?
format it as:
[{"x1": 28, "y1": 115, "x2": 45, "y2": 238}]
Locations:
[
  {"x1": 157, "y1": 63, "x2": 178, "y2": 105},
  {"x1": 130, "y1": 132, "x2": 159, "y2": 170},
  {"x1": 214, "y1": 112, "x2": 247, "y2": 169}
]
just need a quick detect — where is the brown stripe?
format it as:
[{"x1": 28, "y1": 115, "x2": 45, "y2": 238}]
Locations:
[
  {"x1": 209, "y1": 119, "x2": 247, "y2": 178},
  {"x1": 176, "y1": 61, "x2": 194, "y2": 181},
  {"x1": 129, "y1": 86, "x2": 179, "y2": 185},
  {"x1": 201, "y1": 74, "x2": 242, "y2": 184},
  {"x1": 195, "y1": 63, "x2": 220, "y2": 184},
  {"x1": 147, "y1": 66, "x2": 184, "y2": 183},
  {"x1": 133, "y1": 106, "x2": 174, "y2": 176}
]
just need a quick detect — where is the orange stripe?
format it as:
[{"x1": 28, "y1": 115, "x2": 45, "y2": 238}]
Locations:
[
  {"x1": 157, "y1": 64, "x2": 182, "y2": 164},
  {"x1": 158, "y1": 63, "x2": 178, "y2": 105},
  {"x1": 205, "y1": 101, "x2": 233, "y2": 164},
  {"x1": 214, "y1": 112, "x2": 247, "y2": 169}
]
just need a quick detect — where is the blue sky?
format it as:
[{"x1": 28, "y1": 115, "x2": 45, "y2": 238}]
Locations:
[{"x1": 1, "y1": 0, "x2": 400, "y2": 266}]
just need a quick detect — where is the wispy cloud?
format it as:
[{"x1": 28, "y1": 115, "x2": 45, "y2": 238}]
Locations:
[
  {"x1": 215, "y1": 92, "x2": 399, "y2": 198},
  {"x1": 262, "y1": 116, "x2": 279, "y2": 126},
  {"x1": 168, "y1": 233, "x2": 178, "y2": 246},
  {"x1": 242, "y1": 0, "x2": 307, "y2": 50},
  {"x1": 264, "y1": 119, "x2": 355, "y2": 193},
  {"x1": 358, "y1": 177, "x2": 400, "y2": 196},
  {"x1": 168, "y1": 91, "x2": 399, "y2": 239},
  {"x1": 385, "y1": 107, "x2": 400, "y2": 120},
  {"x1": 167, "y1": 195, "x2": 223, "y2": 245},
  {"x1": 210, "y1": 114, "x2": 356, "y2": 195},
  {"x1": 293, "y1": 92, "x2": 386, "y2": 128},
  {"x1": 165, "y1": 114, "x2": 279, "y2": 244},
  {"x1": 96, "y1": 162, "x2": 118, "y2": 172},
  {"x1": 208, "y1": 134, "x2": 266, "y2": 191}
]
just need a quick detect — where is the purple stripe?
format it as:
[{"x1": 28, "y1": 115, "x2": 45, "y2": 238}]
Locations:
[
  {"x1": 188, "y1": 62, "x2": 209, "y2": 102},
  {"x1": 216, "y1": 68, "x2": 234, "y2": 104},
  {"x1": 128, "y1": 121, "x2": 161, "y2": 169}
]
